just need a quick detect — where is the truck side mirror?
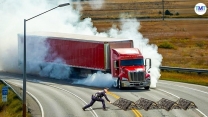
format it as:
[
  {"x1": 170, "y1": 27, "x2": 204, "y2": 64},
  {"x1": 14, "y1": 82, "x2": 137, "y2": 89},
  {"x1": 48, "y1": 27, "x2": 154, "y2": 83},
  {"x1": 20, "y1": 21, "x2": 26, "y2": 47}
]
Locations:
[{"x1": 145, "y1": 58, "x2": 151, "y2": 72}]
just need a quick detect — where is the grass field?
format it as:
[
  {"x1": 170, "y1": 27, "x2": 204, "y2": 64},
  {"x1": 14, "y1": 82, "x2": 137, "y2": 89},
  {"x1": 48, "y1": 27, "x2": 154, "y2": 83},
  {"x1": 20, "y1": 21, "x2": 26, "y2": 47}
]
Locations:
[
  {"x1": 74, "y1": 0, "x2": 208, "y2": 19},
  {"x1": 0, "y1": 82, "x2": 31, "y2": 117},
  {"x1": 160, "y1": 71, "x2": 208, "y2": 86}
]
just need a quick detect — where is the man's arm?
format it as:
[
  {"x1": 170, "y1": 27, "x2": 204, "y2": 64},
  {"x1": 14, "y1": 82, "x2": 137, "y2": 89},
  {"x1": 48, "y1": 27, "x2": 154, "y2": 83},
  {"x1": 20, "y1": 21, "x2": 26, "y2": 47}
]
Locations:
[{"x1": 103, "y1": 92, "x2": 110, "y2": 102}]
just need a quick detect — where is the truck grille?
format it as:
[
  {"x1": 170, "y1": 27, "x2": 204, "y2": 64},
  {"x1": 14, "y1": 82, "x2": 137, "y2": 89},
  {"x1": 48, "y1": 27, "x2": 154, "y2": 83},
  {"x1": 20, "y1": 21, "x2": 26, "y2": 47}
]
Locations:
[{"x1": 129, "y1": 71, "x2": 145, "y2": 81}]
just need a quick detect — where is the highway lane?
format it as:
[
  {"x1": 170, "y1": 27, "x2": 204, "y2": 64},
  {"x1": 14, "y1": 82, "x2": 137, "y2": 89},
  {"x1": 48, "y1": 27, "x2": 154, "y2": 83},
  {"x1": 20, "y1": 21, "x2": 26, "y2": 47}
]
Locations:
[
  {"x1": 53, "y1": 83, "x2": 136, "y2": 117},
  {"x1": 157, "y1": 80, "x2": 208, "y2": 117},
  {"x1": 2, "y1": 78, "x2": 135, "y2": 117},
  {"x1": 0, "y1": 73, "x2": 205, "y2": 117},
  {"x1": 38, "y1": 79, "x2": 205, "y2": 117},
  {"x1": 105, "y1": 87, "x2": 200, "y2": 117},
  {"x1": 5, "y1": 79, "x2": 97, "y2": 117}
]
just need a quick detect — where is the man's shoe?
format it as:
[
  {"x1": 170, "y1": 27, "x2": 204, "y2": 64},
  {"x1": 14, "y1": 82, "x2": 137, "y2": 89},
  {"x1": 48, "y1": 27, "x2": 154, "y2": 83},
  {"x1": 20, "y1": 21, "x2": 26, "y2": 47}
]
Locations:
[
  {"x1": 82, "y1": 107, "x2": 85, "y2": 111},
  {"x1": 103, "y1": 108, "x2": 107, "y2": 111}
]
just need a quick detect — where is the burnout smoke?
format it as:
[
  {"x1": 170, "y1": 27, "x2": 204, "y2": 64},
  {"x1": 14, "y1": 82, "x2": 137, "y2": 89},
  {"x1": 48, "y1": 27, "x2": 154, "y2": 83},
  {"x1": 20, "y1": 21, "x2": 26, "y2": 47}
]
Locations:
[
  {"x1": 0, "y1": 0, "x2": 162, "y2": 87},
  {"x1": 108, "y1": 19, "x2": 162, "y2": 87},
  {"x1": 73, "y1": 71, "x2": 114, "y2": 88}
]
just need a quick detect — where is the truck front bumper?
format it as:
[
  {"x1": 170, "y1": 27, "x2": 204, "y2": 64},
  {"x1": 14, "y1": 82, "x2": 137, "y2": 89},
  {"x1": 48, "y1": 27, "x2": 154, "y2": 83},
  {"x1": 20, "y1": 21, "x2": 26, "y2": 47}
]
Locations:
[{"x1": 121, "y1": 79, "x2": 150, "y2": 88}]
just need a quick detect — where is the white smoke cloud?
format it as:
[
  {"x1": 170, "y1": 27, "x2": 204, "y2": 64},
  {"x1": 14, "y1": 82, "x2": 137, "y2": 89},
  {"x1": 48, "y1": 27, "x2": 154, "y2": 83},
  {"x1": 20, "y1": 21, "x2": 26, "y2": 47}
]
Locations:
[
  {"x1": 0, "y1": 0, "x2": 162, "y2": 88},
  {"x1": 73, "y1": 71, "x2": 114, "y2": 87},
  {"x1": 39, "y1": 61, "x2": 71, "y2": 79},
  {"x1": 108, "y1": 19, "x2": 163, "y2": 87},
  {"x1": 0, "y1": 0, "x2": 97, "y2": 74},
  {"x1": 17, "y1": 36, "x2": 48, "y2": 73}
]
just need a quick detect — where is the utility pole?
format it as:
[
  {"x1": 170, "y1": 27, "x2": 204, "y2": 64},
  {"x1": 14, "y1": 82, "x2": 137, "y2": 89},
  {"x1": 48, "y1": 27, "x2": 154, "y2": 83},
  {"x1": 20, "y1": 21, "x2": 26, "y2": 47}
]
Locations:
[
  {"x1": 23, "y1": 3, "x2": 70, "y2": 117},
  {"x1": 162, "y1": 0, "x2": 164, "y2": 20}
]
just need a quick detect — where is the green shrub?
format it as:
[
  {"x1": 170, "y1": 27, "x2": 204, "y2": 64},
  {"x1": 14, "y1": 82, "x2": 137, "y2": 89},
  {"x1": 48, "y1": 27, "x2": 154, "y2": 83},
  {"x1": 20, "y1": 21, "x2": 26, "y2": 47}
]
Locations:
[
  {"x1": 196, "y1": 41, "x2": 205, "y2": 48},
  {"x1": 159, "y1": 41, "x2": 175, "y2": 49},
  {"x1": 165, "y1": 10, "x2": 173, "y2": 15},
  {"x1": 176, "y1": 12, "x2": 179, "y2": 15}
]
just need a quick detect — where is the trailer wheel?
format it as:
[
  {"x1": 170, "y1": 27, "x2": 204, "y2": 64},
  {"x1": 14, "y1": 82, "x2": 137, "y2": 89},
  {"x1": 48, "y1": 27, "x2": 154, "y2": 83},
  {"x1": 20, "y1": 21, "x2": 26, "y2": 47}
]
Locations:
[
  {"x1": 144, "y1": 86, "x2": 150, "y2": 90},
  {"x1": 117, "y1": 78, "x2": 123, "y2": 90}
]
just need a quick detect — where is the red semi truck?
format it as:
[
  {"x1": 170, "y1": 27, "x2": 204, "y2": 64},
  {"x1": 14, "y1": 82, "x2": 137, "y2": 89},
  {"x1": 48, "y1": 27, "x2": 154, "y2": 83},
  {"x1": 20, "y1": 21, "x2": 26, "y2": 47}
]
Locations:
[{"x1": 18, "y1": 32, "x2": 151, "y2": 89}]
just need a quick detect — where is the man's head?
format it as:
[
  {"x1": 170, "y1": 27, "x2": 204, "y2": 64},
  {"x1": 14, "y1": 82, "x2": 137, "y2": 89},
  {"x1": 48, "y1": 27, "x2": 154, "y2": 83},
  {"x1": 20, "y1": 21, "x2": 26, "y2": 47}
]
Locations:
[{"x1": 104, "y1": 88, "x2": 109, "y2": 93}]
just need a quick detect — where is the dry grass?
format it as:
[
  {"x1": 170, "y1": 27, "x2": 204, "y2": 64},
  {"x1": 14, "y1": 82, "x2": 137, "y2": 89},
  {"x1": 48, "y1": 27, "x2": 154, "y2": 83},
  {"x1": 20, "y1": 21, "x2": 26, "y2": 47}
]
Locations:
[
  {"x1": 160, "y1": 71, "x2": 208, "y2": 86},
  {"x1": 0, "y1": 83, "x2": 31, "y2": 117},
  {"x1": 73, "y1": 0, "x2": 208, "y2": 19}
]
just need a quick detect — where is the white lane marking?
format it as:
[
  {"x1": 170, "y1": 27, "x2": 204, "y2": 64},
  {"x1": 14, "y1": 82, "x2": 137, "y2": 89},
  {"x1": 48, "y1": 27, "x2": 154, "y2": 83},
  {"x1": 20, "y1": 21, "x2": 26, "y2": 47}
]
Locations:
[
  {"x1": 196, "y1": 109, "x2": 208, "y2": 117},
  {"x1": 157, "y1": 89, "x2": 207, "y2": 117},
  {"x1": 49, "y1": 85, "x2": 99, "y2": 117},
  {"x1": 27, "y1": 91, "x2": 44, "y2": 117},
  {"x1": 158, "y1": 82, "x2": 208, "y2": 95},
  {"x1": 157, "y1": 89, "x2": 180, "y2": 99}
]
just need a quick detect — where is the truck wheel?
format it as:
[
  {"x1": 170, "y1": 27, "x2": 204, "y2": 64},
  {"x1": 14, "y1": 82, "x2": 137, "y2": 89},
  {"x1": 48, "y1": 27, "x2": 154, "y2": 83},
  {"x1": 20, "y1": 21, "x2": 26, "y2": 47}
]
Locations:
[
  {"x1": 144, "y1": 86, "x2": 150, "y2": 90},
  {"x1": 117, "y1": 79, "x2": 123, "y2": 90}
]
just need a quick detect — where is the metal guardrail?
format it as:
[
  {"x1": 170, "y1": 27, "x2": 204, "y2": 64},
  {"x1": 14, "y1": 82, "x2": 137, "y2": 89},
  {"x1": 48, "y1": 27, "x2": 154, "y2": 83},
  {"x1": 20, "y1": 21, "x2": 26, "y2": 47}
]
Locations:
[{"x1": 160, "y1": 66, "x2": 208, "y2": 74}]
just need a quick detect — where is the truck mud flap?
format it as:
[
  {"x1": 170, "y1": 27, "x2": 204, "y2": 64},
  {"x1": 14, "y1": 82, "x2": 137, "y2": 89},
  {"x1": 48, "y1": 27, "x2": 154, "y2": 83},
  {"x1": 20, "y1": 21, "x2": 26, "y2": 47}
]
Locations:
[{"x1": 111, "y1": 98, "x2": 197, "y2": 111}]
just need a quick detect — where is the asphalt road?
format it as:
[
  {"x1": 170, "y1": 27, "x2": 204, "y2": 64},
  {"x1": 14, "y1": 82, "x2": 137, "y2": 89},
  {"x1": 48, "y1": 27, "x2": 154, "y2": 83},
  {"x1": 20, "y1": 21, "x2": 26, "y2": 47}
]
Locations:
[
  {"x1": 0, "y1": 73, "x2": 207, "y2": 117},
  {"x1": 157, "y1": 80, "x2": 208, "y2": 117}
]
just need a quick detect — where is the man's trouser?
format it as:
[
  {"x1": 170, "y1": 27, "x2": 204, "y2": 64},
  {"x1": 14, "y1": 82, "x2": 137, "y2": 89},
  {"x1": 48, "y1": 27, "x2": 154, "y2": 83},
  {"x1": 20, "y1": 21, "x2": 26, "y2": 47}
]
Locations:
[{"x1": 83, "y1": 95, "x2": 106, "y2": 109}]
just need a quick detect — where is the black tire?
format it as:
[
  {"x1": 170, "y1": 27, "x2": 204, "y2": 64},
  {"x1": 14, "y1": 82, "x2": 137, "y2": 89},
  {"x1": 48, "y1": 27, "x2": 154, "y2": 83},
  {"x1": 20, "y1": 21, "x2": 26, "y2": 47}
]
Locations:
[
  {"x1": 144, "y1": 86, "x2": 150, "y2": 90},
  {"x1": 117, "y1": 78, "x2": 123, "y2": 90}
]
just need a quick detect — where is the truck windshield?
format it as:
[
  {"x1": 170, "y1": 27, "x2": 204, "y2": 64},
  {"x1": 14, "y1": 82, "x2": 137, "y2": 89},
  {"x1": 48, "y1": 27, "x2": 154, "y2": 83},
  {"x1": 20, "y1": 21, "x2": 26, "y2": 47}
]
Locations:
[{"x1": 121, "y1": 59, "x2": 144, "y2": 66}]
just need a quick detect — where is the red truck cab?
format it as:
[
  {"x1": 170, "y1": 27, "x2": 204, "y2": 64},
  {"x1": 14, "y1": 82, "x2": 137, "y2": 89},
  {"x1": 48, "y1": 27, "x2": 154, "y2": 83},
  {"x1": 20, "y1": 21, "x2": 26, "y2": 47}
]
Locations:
[{"x1": 111, "y1": 48, "x2": 151, "y2": 89}]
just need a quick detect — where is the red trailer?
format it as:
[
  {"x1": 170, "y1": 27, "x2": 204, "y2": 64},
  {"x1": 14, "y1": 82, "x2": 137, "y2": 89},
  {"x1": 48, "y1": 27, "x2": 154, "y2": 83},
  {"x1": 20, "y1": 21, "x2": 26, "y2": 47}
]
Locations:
[{"x1": 18, "y1": 32, "x2": 151, "y2": 89}]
